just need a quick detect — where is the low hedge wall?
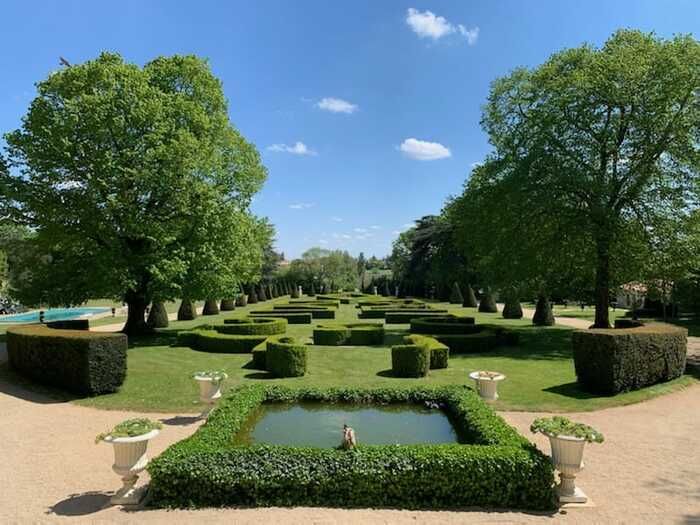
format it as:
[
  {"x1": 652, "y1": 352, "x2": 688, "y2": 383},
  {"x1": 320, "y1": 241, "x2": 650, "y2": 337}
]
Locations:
[
  {"x1": 220, "y1": 317, "x2": 287, "y2": 335},
  {"x1": 272, "y1": 305, "x2": 335, "y2": 319},
  {"x1": 433, "y1": 327, "x2": 520, "y2": 353},
  {"x1": 148, "y1": 384, "x2": 555, "y2": 510},
  {"x1": 288, "y1": 299, "x2": 341, "y2": 308},
  {"x1": 251, "y1": 341, "x2": 268, "y2": 369},
  {"x1": 404, "y1": 334, "x2": 449, "y2": 369},
  {"x1": 313, "y1": 323, "x2": 384, "y2": 346},
  {"x1": 391, "y1": 344, "x2": 430, "y2": 377},
  {"x1": 45, "y1": 319, "x2": 90, "y2": 330},
  {"x1": 265, "y1": 336, "x2": 307, "y2": 378},
  {"x1": 385, "y1": 311, "x2": 448, "y2": 324},
  {"x1": 177, "y1": 329, "x2": 268, "y2": 354},
  {"x1": 7, "y1": 324, "x2": 127, "y2": 395},
  {"x1": 410, "y1": 316, "x2": 476, "y2": 335},
  {"x1": 572, "y1": 323, "x2": 687, "y2": 395},
  {"x1": 249, "y1": 311, "x2": 313, "y2": 324}
]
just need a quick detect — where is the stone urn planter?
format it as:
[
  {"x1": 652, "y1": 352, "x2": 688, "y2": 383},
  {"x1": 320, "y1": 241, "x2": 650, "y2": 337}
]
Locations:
[
  {"x1": 193, "y1": 371, "x2": 228, "y2": 417},
  {"x1": 531, "y1": 416, "x2": 604, "y2": 504},
  {"x1": 469, "y1": 370, "x2": 505, "y2": 401},
  {"x1": 96, "y1": 419, "x2": 162, "y2": 505}
]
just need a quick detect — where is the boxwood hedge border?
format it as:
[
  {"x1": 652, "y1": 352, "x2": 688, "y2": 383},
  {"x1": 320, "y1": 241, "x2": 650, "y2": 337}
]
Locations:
[
  {"x1": 312, "y1": 322, "x2": 385, "y2": 346},
  {"x1": 148, "y1": 384, "x2": 555, "y2": 510}
]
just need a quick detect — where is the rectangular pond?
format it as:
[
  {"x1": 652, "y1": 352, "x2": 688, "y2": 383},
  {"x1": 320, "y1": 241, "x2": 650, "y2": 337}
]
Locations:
[{"x1": 233, "y1": 402, "x2": 465, "y2": 447}]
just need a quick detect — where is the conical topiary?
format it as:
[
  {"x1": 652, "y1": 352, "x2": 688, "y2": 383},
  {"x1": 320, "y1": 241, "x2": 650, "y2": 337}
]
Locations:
[
  {"x1": 147, "y1": 301, "x2": 169, "y2": 328},
  {"x1": 258, "y1": 284, "x2": 268, "y2": 301},
  {"x1": 463, "y1": 284, "x2": 478, "y2": 307},
  {"x1": 203, "y1": 298, "x2": 220, "y2": 315},
  {"x1": 236, "y1": 293, "x2": 248, "y2": 307},
  {"x1": 177, "y1": 299, "x2": 197, "y2": 320},
  {"x1": 478, "y1": 289, "x2": 498, "y2": 313},
  {"x1": 309, "y1": 281, "x2": 316, "y2": 297},
  {"x1": 382, "y1": 280, "x2": 391, "y2": 297},
  {"x1": 248, "y1": 285, "x2": 258, "y2": 304},
  {"x1": 532, "y1": 295, "x2": 555, "y2": 326},
  {"x1": 291, "y1": 283, "x2": 300, "y2": 299},
  {"x1": 502, "y1": 299, "x2": 523, "y2": 319},
  {"x1": 220, "y1": 299, "x2": 236, "y2": 311},
  {"x1": 269, "y1": 283, "x2": 276, "y2": 298},
  {"x1": 449, "y1": 282, "x2": 464, "y2": 304}
]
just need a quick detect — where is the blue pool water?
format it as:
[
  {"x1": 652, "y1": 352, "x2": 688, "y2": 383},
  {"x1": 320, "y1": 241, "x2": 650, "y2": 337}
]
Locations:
[{"x1": 0, "y1": 307, "x2": 110, "y2": 323}]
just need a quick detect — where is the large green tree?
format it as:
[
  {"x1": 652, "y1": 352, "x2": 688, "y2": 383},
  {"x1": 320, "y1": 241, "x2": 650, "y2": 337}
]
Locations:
[
  {"x1": 481, "y1": 30, "x2": 700, "y2": 327},
  {"x1": 2, "y1": 53, "x2": 267, "y2": 334}
]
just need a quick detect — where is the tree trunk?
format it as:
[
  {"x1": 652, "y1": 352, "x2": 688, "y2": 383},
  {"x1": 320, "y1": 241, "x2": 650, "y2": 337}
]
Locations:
[
  {"x1": 123, "y1": 290, "x2": 152, "y2": 335},
  {"x1": 593, "y1": 237, "x2": 611, "y2": 328}
]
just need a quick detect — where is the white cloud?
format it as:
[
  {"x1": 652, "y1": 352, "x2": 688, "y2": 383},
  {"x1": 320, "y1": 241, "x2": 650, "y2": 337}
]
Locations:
[
  {"x1": 399, "y1": 138, "x2": 451, "y2": 161},
  {"x1": 289, "y1": 202, "x2": 315, "y2": 210},
  {"x1": 391, "y1": 230, "x2": 402, "y2": 235},
  {"x1": 317, "y1": 97, "x2": 358, "y2": 114},
  {"x1": 402, "y1": 223, "x2": 414, "y2": 229},
  {"x1": 331, "y1": 216, "x2": 343, "y2": 222},
  {"x1": 353, "y1": 227, "x2": 368, "y2": 233},
  {"x1": 267, "y1": 141, "x2": 317, "y2": 156},
  {"x1": 341, "y1": 234, "x2": 352, "y2": 239},
  {"x1": 406, "y1": 8, "x2": 479, "y2": 44},
  {"x1": 319, "y1": 239, "x2": 329, "y2": 245},
  {"x1": 370, "y1": 225, "x2": 381, "y2": 230}
]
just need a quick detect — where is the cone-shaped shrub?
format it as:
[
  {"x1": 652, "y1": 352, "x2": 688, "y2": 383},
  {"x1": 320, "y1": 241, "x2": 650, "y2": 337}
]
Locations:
[
  {"x1": 269, "y1": 283, "x2": 276, "y2": 298},
  {"x1": 502, "y1": 299, "x2": 523, "y2": 319},
  {"x1": 382, "y1": 281, "x2": 391, "y2": 297},
  {"x1": 220, "y1": 299, "x2": 236, "y2": 311},
  {"x1": 203, "y1": 298, "x2": 220, "y2": 316},
  {"x1": 258, "y1": 284, "x2": 268, "y2": 301},
  {"x1": 147, "y1": 301, "x2": 169, "y2": 328},
  {"x1": 463, "y1": 284, "x2": 478, "y2": 307},
  {"x1": 235, "y1": 294, "x2": 248, "y2": 307},
  {"x1": 177, "y1": 299, "x2": 197, "y2": 320},
  {"x1": 533, "y1": 295, "x2": 555, "y2": 326},
  {"x1": 291, "y1": 284, "x2": 300, "y2": 299},
  {"x1": 449, "y1": 282, "x2": 464, "y2": 304},
  {"x1": 309, "y1": 282, "x2": 316, "y2": 297},
  {"x1": 248, "y1": 285, "x2": 259, "y2": 304},
  {"x1": 478, "y1": 289, "x2": 498, "y2": 313}
]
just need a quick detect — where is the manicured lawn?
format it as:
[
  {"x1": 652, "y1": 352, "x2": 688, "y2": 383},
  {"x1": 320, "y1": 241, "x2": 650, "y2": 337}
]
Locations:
[
  {"x1": 1, "y1": 298, "x2": 694, "y2": 413},
  {"x1": 522, "y1": 303, "x2": 627, "y2": 323}
]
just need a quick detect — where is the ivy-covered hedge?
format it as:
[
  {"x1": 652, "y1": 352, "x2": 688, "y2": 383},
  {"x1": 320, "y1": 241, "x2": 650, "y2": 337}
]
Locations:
[
  {"x1": 404, "y1": 334, "x2": 449, "y2": 369},
  {"x1": 265, "y1": 336, "x2": 307, "y2": 377},
  {"x1": 410, "y1": 316, "x2": 476, "y2": 335},
  {"x1": 7, "y1": 325, "x2": 127, "y2": 395},
  {"x1": 220, "y1": 317, "x2": 287, "y2": 335},
  {"x1": 177, "y1": 329, "x2": 268, "y2": 354},
  {"x1": 572, "y1": 323, "x2": 687, "y2": 395},
  {"x1": 313, "y1": 323, "x2": 384, "y2": 346},
  {"x1": 249, "y1": 311, "x2": 313, "y2": 324},
  {"x1": 391, "y1": 344, "x2": 430, "y2": 377},
  {"x1": 148, "y1": 384, "x2": 555, "y2": 510}
]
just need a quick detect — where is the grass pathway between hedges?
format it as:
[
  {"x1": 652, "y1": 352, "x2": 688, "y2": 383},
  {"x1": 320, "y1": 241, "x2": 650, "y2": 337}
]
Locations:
[{"x1": 0, "y1": 298, "x2": 695, "y2": 412}]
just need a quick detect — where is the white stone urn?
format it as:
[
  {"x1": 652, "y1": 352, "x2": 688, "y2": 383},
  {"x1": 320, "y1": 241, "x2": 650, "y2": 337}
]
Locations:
[
  {"x1": 548, "y1": 434, "x2": 588, "y2": 503},
  {"x1": 194, "y1": 372, "x2": 227, "y2": 417},
  {"x1": 469, "y1": 370, "x2": 505, "y2": 401},
  {"x1": 103, "y1": 429, "x2": 159, "y2": 505}
]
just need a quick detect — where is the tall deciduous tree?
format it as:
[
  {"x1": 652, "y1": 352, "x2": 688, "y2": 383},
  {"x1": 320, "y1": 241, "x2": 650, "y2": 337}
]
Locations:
[
  {"x1": 2, "y1": 53, "x2": 267, "y2": 334},
  {"x1": 481, "y1": 30, "x2": 699, "y2": 327}
]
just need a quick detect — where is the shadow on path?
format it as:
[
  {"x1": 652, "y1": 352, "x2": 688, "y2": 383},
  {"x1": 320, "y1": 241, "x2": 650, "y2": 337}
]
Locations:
[{"x1": 47, "y1": 491, "x2": 111, "y2": 516}]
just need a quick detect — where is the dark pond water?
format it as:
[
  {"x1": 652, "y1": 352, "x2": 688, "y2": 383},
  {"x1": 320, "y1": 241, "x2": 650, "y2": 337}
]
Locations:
[{"x1": 233, "y1": 402, "x2": 464, "y2": 447}]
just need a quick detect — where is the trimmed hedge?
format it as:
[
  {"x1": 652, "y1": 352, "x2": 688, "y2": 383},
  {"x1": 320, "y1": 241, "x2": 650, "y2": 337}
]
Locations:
[
  {"x1": 46, "y1": 319, "x2": 90, "y2": 330},
  {"x1": 272, "y1": 305, "x2": 336, "y2": 319},
  {"x1": 147, "y1": 301, "x2": 169, "y2": 328},
  {"x1": 449, "y1": 282, "x2": 464, "y2": 304},
  {"x1": 385, "y1": 311, "x2": 448, "y2": 324},
  {"x1": 463, "y1": 284, "x2": 478, "y2": 308},
  {"x1": 391, "y1": 344, "x2": 430, "y2": 377},
  {"x1": 313, "y1": 323, "x2": 384, "y2": 346},
  {"x1": 249, "y1": 311, "x2": 313, "y2": 324},
  {"x1": 177, "y1": 329, "x2": 268, "y2": 354},
  {"x1": 434, "y1": 328, "x2": 519, "y2": 353},
  {"x1": 177, "y1": 299, "x2": 197, "y2": 321},
  {"x1": 221, "y1": 317, "x2": 287, "y2": 335},
  {"x1": 266, "y1": 336, "x2": 307, "y2": 377},
  {"x1": 7, "y1": 324, "x2": 127, "y2": 395},
  {"x1": 410, "y1": 316, "x2": 476, "y2": 335},
  {"x1": 220, "y1": 299, "x2": 236, "y2": 311},
  {"x1": 404, "y1": 334, "x2": 449, "y2": 369},
  {"x1": 532, "y1": 296, "x2": 555, "y2": 326},
  {"x1": 251, "y1": 341, "x2": 268, "y2": 369},
  {"x1": 236, "y1": 294, "x2": 248, "y2": 307},
  {"x1": 148, "y1": 384, "x2": 555, "y2": 510},
  {"x1": 478, "y1": 292, "x2": 498, "y2": 313},
  {"x1": 572, "y1": 323, "x2": 687, "y2": 395},
  {"x1": 202, "y1": 299, "x2": 220, "y2": 316},
  {"x1": 502, "y1": 300, "x2": 523, "y2": 319}
]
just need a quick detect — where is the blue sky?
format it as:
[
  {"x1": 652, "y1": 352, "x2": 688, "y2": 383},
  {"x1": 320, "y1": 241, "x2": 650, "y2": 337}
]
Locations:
[{"x1": 1, "y1": 1, "x2": 698, "y2": 259}]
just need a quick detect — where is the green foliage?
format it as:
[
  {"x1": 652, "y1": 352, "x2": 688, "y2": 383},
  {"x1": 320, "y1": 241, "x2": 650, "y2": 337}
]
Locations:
[
  {"x1": 572, "y1": 323, "x2": 687, "y2": 394},
  {"x1": 147, "y1": 384, "x2": 555, "y2": 510},
  {"x1": 147, "y1": 301, "x2": 170, "y2": 328},
  {"x1": 478, "y1": 291, "x2": 498, "y2": 313},
  {"x1": 266, "y1": 336, "x2": 307, "y2": 377},
  {"x1": 202, "y1": 299, "x2": 220, "y2": 316},
  {"x1": 313, "y1": 323, "x2": 384, "y2": 346},
  {"x1": 410, "y1": 316, "x2": 476, "y2": 335},
  {"x1": 177, "y1": 329, "x2": 268, "y2": 354},
  {"x1": 532, "y1": 296, "x2": 555, "y2": 326},
  {"x1": 449, "y1": 282, "x2": 464, "y2": 304},
  {"x1": 502, "y1": 299, "x2": 523, "y2": 319},
  {"x1": 193, "y1": 370, "x2": 228, "y2": 381},
  {"x1": 7, "y1": 325, "x2": 127, "y2": 395},
  {"x1": 531, "y1": 416, "x2": 604, "y2": 443},
  {"x1": 434, "y1": 329, "x2": 519, "y2": 353},
  {"x1": 463, "y1": 284, "x2": 478, "y2": 308},
  {"x1": 95, "y1": 418, "x2": 162, "y2": 444},
  {"x1": 249, "y1": 311, "x2": 313, "y2": 324},
  {"x1": 219, "y1": 299, "x2": 236, "y2": 311},
  {"x1": 2, "y1": 53, "x2": 268, "y2": 334},
  {"x1": 404, "y1": 334, "x2": 449, "y2": 369},
  {"x1": 258, "y1": 283, "x2": 268, "y2": 301},
  {"x1": 384, "y1": 311, "x2": 448, "y2": 324},
  {"x1": 250, "y1": 342, "x2": 267, "y2": 370},
  {"x1": 220, "y1": 317, "x2": 287, "y2": 335},
  {"x1": 177, "y1": 299, "x2": 198, "y2": 321},
  {"x1": 391, "y1": 344, "x2": 430, "y2": 377}
]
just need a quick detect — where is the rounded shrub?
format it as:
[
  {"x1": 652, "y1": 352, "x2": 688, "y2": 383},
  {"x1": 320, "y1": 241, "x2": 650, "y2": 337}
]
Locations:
[
  {"x1": 177, "y1": 299, "x2": 197, "y2": 321},
  {"x1": 221, "y1": 316, "x2": 287, "y2": 335},
  {"x1": 478, "y1": 291, "x2": 498, "y2": 313},
  {"x1": 391, "y1": 344, "x2": 430, "y2": 377},
  {"x1": 147, "y1": 301, "x2": 169, "y2": 328},
  {"x1": 266, "y1": 336, "x2": 307, "y2": 377},
  {"x1": 202, "y1": 299, "x2": 220, "y2": 316},
  {"x1": 532, "y1": 296, "x2": 554, "y2": 326},
  {"x1": 449, "y1": 282, "x2": 464, "y2": 304},
  {"x1": 410, "y1": 316, "x2": 476, "y2": 335},
  {"x1": 502, "y1": 300, "x2": 523, "y2": 319}
]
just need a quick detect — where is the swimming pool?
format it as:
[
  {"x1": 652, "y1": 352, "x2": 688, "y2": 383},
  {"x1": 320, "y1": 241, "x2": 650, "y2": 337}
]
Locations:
[{"x1": 0, "y1": 307, "x2": 110, "y2": 324}]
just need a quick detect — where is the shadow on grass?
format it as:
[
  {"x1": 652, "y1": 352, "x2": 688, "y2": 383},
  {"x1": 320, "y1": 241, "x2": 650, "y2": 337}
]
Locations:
[
  {"x1": 541, "y1": 381, "x2": 601, "y2": 401},
  {"x1": 376, "y1": 369, "x2": 397, "y2": 378},
  {"x1": 244, "y1": 371, "x2": 275, "y2": 380}
]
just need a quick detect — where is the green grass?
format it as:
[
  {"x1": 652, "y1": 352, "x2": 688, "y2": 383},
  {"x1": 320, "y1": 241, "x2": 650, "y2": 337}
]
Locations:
[
  {"x1": 1, "y1": 298, "x2": 695, "y2": 414},
  {"x1": 522, "y1": 303, "x2": 626, "y2": 323}
]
